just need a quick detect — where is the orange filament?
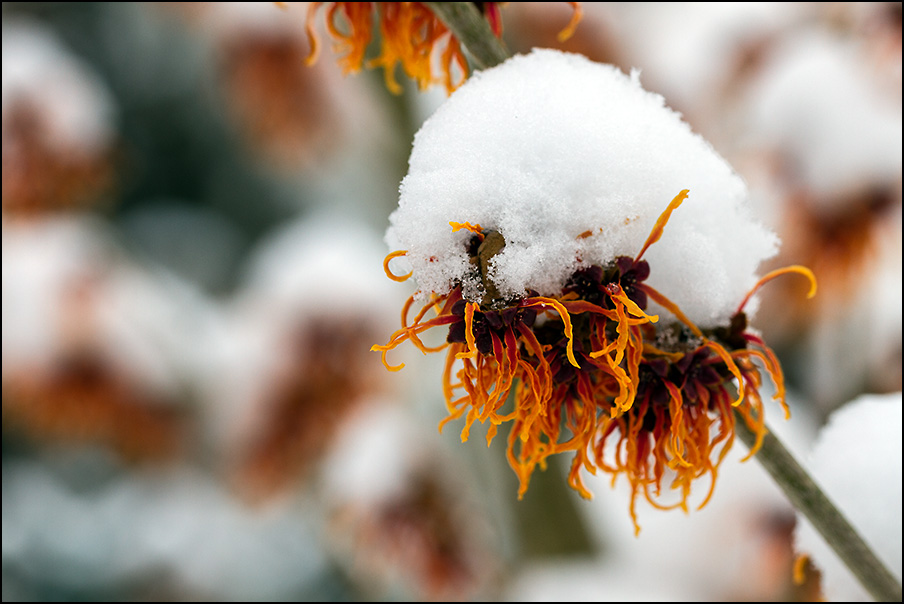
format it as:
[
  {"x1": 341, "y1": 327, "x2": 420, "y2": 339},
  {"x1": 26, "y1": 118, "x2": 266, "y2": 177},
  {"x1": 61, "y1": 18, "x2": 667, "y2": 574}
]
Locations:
[
  {"x1": 793, "y1": 554, "x2": 811, "y2": 586},
  {"x1": 557, "y1": 2, "x2": 584, "y2": 42},
  {"x1": 639, "y1": 282, "x2": 703, "y2": 339},
  {"x1": 568, "y1": 287, "x2": 654, "y2": 417},
  {"x1": 305, "y1": 2, "x2": 374, "y2": 73},
  {"x1": 641, "y1": 343, "x2": 685, "y2": 362},
  {"x1": 449, "y1": 221, "x2": 484, "y2": 236},
  {"x1": 634, "y1": 189, "x2": 689, "y2": 263},
  {"x1": 383, "y1": 249, "x2": 412, "y2": 282},
  {"x1": 456, "y1": 302, "x2": 479, "y2": 359},
  {"x1": 740, "y1": 332, "x2": 791, "y2": 420},
  {"x1": 736, "y1": 264, "x2": 817, "y2": 315},
  {"x1": 523, "y1": 296, "x2": 580, "y2": 368},
  {"x1": 706, "y1": 339, "x2": 746, "y2": 407},
  {"x1": 303, "y1": 2, "x2": 322, "y2": 65},
  {"x1": 367, "y1": 2, "x2": 432, "y2": 94}
]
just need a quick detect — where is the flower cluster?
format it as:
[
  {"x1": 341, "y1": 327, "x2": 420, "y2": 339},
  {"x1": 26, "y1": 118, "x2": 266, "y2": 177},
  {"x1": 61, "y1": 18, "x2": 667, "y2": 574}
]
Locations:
[
  {"x1": 374, "y1": 187, "x2": 815, "y2": 532},
  {"x1": 303, "y1": 2, "x2": 582, "y2": 93}
]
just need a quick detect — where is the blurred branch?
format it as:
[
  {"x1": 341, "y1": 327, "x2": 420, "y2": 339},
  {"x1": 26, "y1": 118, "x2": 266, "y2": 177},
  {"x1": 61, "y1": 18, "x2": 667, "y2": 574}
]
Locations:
[
  {"x1": 735, "y1": 416, "x2": 902, "y2": 602},
  {"x1": 425, "y1": 2, "x2": 510, "y2": 69}
]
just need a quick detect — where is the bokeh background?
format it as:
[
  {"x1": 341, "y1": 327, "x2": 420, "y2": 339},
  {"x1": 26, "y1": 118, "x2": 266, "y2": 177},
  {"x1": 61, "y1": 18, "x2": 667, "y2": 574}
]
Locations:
[{"x1": 3, "y1": 2, "x2": 901, "y2": 601}]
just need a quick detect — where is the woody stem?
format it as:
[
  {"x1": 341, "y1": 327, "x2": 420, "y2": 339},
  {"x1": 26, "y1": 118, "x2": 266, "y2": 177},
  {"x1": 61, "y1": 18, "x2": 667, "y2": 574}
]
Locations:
[
  {"x1": 734, "y1": 414, "x2": 902, "y2": 602},
  {"x1": 424, "y1": 2, "x2": 510, "y2": 69}
]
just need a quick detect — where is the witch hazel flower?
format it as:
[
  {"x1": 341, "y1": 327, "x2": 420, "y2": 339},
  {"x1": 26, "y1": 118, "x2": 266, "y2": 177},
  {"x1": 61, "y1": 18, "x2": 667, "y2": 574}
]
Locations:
[
  {"x1": 301, "y1": 2, "x2": 582, "y2": 94},
  {"x1": 2, "y1": 20, "x2": 117, "y2": 216},
  {"x1": 373, "y1": 49, "x2": 816, "y2": 533}
]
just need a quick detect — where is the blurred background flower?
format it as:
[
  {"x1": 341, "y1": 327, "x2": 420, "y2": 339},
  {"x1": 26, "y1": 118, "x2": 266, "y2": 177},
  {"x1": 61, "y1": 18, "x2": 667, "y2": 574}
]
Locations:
[
  {"x1": 2, "y1": 19, "x2": 116, "y2": 216},
  {"x1": 793, "y1": 390, "x2": 902, "y2": 602},
  {"x1": 2, "y1": 2, "x2": 900, "y2": 601}
]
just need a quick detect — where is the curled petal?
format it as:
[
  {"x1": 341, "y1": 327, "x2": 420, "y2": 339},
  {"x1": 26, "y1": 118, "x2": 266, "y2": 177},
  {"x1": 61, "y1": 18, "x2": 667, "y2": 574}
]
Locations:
[{"x1": 383, "y1": 249, "x2": 412, "y2": 282}]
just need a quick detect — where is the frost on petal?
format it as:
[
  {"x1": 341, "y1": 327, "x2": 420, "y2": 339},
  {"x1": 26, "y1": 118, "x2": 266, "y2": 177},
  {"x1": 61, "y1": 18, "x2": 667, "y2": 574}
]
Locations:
[{"x1": 387, "y1": 49, "x2": 777, "y2": 328}]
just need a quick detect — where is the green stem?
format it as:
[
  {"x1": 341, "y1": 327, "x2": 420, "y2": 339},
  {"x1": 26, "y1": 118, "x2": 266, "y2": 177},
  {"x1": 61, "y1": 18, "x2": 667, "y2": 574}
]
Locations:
[
  {"x1": 735, "y1": 415, "x2": 902, "y2": 602},
  {"x1": 425, "y1": 2, "x2": 510, "y2": 69}
]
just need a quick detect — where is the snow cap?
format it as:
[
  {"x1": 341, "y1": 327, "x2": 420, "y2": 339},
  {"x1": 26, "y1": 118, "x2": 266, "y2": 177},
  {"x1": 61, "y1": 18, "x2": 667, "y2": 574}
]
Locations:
[{"x1": 387, "y1": 49, "x2": 778, "y2": 327}]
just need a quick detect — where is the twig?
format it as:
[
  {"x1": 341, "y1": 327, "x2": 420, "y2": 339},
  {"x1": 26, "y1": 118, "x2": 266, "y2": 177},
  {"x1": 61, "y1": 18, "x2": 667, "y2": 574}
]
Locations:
[
  {"x1": 424, "y1": 2, "x2": 509, "y2": 69},
  {"x1": 735, "y1": 416, "x2": 902, "y2": 602}
]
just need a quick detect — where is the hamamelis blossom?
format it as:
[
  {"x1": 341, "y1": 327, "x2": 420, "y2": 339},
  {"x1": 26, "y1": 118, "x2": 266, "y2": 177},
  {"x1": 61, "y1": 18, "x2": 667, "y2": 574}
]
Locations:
[
  {"x1": 2, "y1": 218, "x2": 187, "y2": 462},
  {"x1": 376, "y1": 195, "x2": 815, "y2": 532},
  {"x1": 373, "y1": 49, "x2": 816, "y2": 532},
  {"x1": 2, "y1": 21, "x2": 116, "y2": 215},
  {"x1": 302, "y1": 2, "x2": 582, "y2": 93}
]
